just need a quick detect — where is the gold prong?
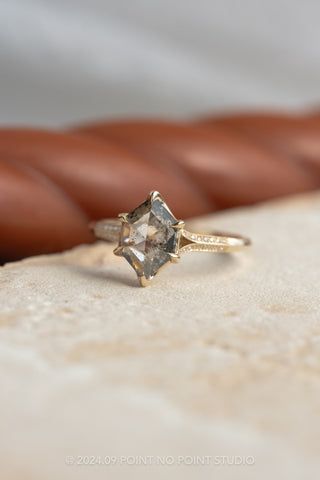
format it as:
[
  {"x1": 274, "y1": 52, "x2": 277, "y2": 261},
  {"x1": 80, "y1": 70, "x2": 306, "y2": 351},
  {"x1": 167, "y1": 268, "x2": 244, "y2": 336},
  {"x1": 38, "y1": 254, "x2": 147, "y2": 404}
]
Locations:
[
  {"x1": 172, "y1": 220, "x2": 185, "y2": 230},
  {"x1": 113, "y1": 246, "x2": 124, "y2": 256},
  {"x1": 118, "y1": 213, "x2": 128, "y2": 222},
  {"x1": 122, "y1": 237, "x2": 134, "y2": 246},
  {"x1": 138, "y1": 275, "x2": 152, "y2": 287},
  {"x1": 169, "y1": 253, "x2": 180, "y2": 263},
  {"x1": 149, "y1": 191, "x2": 160, "y2": 202}
]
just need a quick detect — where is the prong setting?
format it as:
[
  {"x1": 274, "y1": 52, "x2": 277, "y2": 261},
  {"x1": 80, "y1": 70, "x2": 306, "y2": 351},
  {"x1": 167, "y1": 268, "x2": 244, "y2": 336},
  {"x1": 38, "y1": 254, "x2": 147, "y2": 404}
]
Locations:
[
  {"x1": 118, "y1": 213, "x2": 129, "y2": 222},
  {"x1": 149, "y1": 191, "x2": 161, "y2": 201},
  {"x1": 113, "y1": 246, "x2": 123, "y2": 256},
  {"x1": 169, "y1": 253, "x2": 180, "y2": 263},
  {"x1": 172, "y1": 220, "x2": 185, "y2": 230},
  {"x1": 138, "y1": 275, "x2": 152, "y2": 287},
  {"x1": 113, "y1": 191, "x2": 180, "y2": 286}
]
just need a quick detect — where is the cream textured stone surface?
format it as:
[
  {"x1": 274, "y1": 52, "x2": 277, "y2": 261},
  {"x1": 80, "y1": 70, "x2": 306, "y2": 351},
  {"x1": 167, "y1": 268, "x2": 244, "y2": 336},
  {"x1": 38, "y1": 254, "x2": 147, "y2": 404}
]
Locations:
[{"x1": 1, "y1": 193, "x2": 320, "y2": 480}]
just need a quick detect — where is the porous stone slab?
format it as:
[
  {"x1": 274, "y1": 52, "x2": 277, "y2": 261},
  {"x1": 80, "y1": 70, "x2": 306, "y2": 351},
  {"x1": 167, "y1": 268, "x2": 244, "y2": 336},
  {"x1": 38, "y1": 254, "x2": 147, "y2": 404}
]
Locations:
[{"x1": 0, "y1": 193, "x2": 320, "y2": 480}]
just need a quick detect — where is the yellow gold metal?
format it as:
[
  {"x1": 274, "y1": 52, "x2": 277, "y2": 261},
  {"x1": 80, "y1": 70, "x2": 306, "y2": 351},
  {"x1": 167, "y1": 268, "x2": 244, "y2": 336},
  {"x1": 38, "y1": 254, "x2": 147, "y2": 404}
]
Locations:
[
  {"x1": 180, "y1": 229, "x2": 251, "y2": 253},
  {"x1": 149, "y1": 191, "x2": 161, "y2": 201},
  {"x1": 169, "y1": 253, "x2": 180, "y2": 263},
  {"x1": 118, "y1": 213, "x2": 128, "y2": 222},
  {"x1": 172, "y1": 220, "x2": 185, "y2": 230},
  {"x1": 139, "y1": 275, "x2": 151, "y2": 287},
  {"x1": 113, "y1": 246, "x2": 124, "y2": 256}
]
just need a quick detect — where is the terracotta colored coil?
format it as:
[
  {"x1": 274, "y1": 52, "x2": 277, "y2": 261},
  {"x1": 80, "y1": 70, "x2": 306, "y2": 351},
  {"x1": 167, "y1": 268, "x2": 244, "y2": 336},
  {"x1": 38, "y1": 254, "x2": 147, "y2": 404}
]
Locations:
[{"x1": 0, "y1": 111, "x2": 319, "y2": 262}]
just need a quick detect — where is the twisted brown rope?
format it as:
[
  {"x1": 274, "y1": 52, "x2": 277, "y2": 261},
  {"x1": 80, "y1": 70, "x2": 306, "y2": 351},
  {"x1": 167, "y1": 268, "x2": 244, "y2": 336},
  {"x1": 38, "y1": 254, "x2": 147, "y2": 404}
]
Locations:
[{"x1": 0, "y1": 110, "x2": 319, "y2": 262}]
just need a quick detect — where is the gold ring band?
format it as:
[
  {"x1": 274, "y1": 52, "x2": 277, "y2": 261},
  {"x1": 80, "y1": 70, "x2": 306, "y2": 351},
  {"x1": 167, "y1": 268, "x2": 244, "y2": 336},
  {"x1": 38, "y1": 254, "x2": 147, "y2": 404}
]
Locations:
[
  {"x1": 94, "y1": 220, "x2": 250, "y2": 253},
  {"x1": 92, "y1": 191, "x2": 251, "y2": 286}
]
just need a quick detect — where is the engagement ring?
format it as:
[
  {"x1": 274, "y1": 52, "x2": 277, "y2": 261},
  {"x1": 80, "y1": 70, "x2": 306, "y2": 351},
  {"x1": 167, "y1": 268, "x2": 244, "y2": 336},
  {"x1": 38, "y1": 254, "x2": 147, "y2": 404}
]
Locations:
[{"x1": 92, "y1": 191, "x2": 251, "y2": 286}]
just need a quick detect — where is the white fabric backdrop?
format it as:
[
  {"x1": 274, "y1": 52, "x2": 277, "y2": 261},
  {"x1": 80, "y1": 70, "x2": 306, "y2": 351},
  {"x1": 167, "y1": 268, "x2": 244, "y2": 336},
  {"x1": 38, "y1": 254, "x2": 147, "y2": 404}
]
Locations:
[{"x1": 0, "y1": 0, "x2": 319, "y2": 126}]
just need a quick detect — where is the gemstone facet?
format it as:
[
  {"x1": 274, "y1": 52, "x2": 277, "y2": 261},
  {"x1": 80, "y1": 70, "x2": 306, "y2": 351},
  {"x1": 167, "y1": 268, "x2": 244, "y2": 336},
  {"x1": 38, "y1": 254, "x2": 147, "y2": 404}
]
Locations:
[{"x1": 118, "y1": 192, "x2": 180, "y2": 282}]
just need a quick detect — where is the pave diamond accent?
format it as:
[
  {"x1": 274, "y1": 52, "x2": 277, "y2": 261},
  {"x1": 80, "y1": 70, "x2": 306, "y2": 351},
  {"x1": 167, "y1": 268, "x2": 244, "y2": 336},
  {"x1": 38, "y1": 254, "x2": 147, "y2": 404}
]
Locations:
[{"x1": 119, "y1": 193, "x2": 180, "y2": 280}]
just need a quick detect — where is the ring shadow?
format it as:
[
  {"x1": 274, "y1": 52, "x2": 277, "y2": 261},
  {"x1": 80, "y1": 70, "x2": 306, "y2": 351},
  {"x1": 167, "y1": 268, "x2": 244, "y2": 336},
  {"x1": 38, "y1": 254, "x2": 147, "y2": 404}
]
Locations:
[
  {"x1": 65, "y1": 264, "x2": 138, "y2": 288},
  {"x1": 63, "y1": 252, "x2": 239, "y2": 289}
]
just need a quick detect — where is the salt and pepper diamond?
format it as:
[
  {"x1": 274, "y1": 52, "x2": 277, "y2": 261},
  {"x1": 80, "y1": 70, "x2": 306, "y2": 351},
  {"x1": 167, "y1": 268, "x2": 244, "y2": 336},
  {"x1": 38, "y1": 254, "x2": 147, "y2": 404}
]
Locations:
[{"x1": 114, "y1": 192, "x2": 184, "y2": 286}]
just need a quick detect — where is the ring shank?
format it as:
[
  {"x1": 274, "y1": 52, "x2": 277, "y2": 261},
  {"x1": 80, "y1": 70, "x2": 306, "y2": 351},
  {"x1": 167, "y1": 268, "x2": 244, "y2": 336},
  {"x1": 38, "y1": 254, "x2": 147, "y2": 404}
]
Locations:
[
  {"x1": 92, "y1": 219, "x2": 121, "y2": 243},
  {"x1": 180, "y1": 229, "x2": 250, "y2": 253},
  {"x1": 92, "y1": 219, "x2": 250, "y2": 253}
]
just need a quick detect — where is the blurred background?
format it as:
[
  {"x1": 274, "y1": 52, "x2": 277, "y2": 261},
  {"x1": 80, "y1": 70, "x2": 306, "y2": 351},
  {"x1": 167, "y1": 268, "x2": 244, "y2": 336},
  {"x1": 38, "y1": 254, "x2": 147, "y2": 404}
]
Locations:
[
  {"x1": 1, "y1": 0, "x2": 320, "y2": 263},
  {"x1": 1, "y1": 0, "x2": 320, "y2": 126}
]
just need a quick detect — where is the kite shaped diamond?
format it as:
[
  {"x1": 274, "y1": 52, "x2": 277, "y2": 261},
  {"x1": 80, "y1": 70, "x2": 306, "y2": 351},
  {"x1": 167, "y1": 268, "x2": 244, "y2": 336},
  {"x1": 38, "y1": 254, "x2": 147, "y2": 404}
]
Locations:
[{"x1": 114, "y1": 192, "x2": 183, "y2": 286}]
